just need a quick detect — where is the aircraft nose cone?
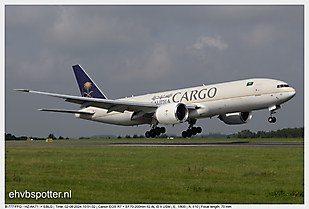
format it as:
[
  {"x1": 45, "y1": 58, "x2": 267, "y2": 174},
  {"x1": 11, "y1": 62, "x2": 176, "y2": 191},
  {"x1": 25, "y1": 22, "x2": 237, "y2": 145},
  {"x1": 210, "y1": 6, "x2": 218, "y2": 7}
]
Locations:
[
  {"x1": 291, "y1": 88, "x2": 296, "y2": 97},
  {"x1": 288, "y1": 88, "x2": 296, "y2": 99}
]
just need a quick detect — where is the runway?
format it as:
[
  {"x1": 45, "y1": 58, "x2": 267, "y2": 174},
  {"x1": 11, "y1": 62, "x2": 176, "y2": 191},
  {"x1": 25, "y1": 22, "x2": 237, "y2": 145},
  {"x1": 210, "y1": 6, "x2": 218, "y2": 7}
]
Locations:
[{"x1": 5, "y1": 141, "x2": 304, "y2": 147}]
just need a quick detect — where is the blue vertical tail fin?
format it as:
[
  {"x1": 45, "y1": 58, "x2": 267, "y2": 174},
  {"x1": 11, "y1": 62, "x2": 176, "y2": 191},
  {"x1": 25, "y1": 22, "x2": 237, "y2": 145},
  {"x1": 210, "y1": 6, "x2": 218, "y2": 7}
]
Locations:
[{"x1": 72, "y1": 64, "x2": 108, "y2": 99}]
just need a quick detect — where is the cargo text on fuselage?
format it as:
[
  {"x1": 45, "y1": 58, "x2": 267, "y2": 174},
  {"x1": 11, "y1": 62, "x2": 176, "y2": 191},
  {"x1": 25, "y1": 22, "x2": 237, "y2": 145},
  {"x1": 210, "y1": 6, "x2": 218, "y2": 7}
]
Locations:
[{"x1": 151, "y1": 87, "x2": 217, "y2": 105}]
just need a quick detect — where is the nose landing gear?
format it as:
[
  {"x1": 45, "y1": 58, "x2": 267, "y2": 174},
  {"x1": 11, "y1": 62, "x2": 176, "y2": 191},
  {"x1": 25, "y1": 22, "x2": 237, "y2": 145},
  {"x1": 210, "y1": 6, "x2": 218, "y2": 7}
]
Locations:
[
  {"x1": 268, "y1": 110, "x2": 277, "y2": 123},
  {"x1": 268, "y1": 105, "x2": 280, "y2": 123}
]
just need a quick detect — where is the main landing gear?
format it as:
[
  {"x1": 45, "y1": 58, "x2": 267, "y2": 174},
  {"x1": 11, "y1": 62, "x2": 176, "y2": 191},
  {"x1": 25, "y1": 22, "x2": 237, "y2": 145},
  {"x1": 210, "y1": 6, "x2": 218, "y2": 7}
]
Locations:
[
  {"x1": 145, "y1": 126, "x2": 166, "y2": 138},
  {"x1": 182, "y1": 119, "x2": 202, "y2": 138}
]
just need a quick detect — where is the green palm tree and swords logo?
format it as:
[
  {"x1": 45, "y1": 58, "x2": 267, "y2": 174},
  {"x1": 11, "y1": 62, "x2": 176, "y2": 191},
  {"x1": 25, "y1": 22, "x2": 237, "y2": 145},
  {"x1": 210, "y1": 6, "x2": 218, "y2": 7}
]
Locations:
[{"x1": 83, "y1": 82, "x2": 93, "y2": 97}]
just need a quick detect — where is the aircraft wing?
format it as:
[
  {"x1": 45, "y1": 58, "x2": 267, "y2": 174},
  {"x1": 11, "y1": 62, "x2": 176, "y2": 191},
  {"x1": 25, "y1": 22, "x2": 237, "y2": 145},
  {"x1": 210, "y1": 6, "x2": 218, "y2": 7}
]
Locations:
[{"x1": 14, "y1": 89, "x2": 159, "y2": 114}]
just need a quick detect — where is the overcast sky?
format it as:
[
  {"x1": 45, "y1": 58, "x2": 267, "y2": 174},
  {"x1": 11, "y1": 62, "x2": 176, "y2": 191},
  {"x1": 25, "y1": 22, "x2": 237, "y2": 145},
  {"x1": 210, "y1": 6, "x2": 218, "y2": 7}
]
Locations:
[{"x1": 5, "y1": 5, "x2": 304, "y2": 138}]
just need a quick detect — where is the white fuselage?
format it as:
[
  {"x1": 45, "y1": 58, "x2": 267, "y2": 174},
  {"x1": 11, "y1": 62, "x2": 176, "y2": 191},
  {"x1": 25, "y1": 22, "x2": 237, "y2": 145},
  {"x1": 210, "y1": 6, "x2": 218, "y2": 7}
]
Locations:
[{"x1": 76, "y1": 78, "x2": 296, "y2": 126}]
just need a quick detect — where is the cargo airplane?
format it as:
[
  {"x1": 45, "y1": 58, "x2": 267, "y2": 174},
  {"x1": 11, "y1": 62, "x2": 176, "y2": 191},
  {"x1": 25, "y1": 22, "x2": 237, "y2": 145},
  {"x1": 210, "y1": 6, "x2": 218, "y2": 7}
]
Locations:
[{"x1": 15, "y1": 65, "x2": 296, "y2": 138}]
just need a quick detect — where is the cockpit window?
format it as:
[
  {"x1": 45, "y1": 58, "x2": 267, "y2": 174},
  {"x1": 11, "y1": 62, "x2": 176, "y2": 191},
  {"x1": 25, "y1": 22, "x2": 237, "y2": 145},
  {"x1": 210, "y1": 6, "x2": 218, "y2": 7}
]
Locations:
[{"x1": 277, "y1": 84, "x2": 290, "y2": 88}]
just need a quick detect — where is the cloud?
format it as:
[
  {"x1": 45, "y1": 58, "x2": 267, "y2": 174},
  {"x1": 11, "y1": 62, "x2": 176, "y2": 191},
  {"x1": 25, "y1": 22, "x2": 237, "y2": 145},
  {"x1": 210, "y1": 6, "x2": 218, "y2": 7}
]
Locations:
[
  {"x1": 144, "y1": 44, "x2": 173, "y2": 77},
  {"x1": 6, "y1": 6, "x2": 57, "y2": 30},
  {"x1": 10, "y1": 49, "x2": 55, "y2": 81},
  {"x1": 49, "y1": 7, "x2": 152, "y2": 54},
  {"x1": 117, "y1": 44, "x2": 173, "y2": 83},
  {"x1": 242, "y1": 24, "x2": 276, "y2": 49},
  {"x1": 188, "y1": 35, "x2": 228, "y2": 51}
]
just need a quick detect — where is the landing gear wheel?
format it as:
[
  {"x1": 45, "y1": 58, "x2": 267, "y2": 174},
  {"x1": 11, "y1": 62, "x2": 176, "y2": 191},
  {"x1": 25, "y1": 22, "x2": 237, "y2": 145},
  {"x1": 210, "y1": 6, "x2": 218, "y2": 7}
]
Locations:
[
  {"x1": 145, "y1": 131, "x2": 151, "y2": 138},
  {"x1": 150, "y1": 129, "x2": 156, "y2": 138},
  {"x1": 190, "y1": 128, "x2": 197, "y2": 136},
  {"x1": 268, "y1": 117, "x2": 277, "y2": 123},
  {"x1": 182, "y1": 130, "x2": 193, "y2": 138},
  {"x1": 159, "y1": 127, "x2": 166, "y2": 134},
  {"x1": 154, "y1": 128, "x2": 161, "y2": 135},
  {"x1": 186, "y1": 131, "x2": 192, "y2": 138},
  {"x1": 196, "y1": 127, "x2": 202, "y2": 133}
]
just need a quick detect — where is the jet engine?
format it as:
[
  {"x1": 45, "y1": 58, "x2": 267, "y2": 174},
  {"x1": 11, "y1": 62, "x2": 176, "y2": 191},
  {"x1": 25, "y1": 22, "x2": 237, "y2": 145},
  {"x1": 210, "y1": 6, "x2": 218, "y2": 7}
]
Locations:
[
  {"x1": 155, "y1": 103, "x2": 189, "y2": 124},
  {"x1": 218, "y1": 111, "x2": 252, "y2": 125}
]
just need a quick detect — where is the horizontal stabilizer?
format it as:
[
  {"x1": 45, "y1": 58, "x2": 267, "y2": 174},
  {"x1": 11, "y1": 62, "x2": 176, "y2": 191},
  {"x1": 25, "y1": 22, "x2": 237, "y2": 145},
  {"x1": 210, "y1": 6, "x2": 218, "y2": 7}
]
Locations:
[
  {"x1": 14, "y1": 89, "x2": 30, "y2": 92},
  {"x1": 39, "y1": 109, "x2": 94, "y2": 115}
]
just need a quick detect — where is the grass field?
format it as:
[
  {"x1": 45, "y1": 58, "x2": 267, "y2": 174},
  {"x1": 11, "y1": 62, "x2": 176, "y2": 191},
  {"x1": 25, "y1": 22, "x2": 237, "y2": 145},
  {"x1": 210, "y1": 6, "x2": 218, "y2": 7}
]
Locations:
[{"x1": 5, "y1": 139, "x2": 304, "y2": 204}]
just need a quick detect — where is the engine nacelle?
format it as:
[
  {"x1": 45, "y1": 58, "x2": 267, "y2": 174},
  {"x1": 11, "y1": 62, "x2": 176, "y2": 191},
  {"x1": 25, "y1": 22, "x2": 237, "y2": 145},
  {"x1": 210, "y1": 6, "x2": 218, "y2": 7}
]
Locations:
[
  {"x1": 218, "y1": 111, "x2": 252, "y2": 125},
  {"x1": 155, "y1": 103, "x2": 189, "y2": 124}
]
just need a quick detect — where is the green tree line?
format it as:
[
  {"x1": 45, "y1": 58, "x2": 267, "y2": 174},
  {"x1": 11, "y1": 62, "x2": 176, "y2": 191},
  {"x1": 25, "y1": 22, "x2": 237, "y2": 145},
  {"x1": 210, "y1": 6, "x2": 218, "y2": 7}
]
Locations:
[
  {"x1": 230, "y1": 127, "x2": 304, "y2": 138},
  {"x1": 5, "y1": 133, "x2": 69, "y2": 141},
  {"x1": 5, "y1": 127, "x2": 304, "y2": 140}
]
